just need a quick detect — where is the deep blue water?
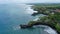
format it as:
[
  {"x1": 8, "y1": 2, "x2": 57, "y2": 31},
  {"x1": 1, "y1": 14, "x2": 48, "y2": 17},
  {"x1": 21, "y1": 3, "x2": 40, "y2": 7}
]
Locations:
[{"x1": 0, "y1": 4, "x2": 57, "y2": 34}]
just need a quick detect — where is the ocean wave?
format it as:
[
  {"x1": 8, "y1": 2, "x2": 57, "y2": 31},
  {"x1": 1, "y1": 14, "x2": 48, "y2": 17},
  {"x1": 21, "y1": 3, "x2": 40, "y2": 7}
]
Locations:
[
  {"x1": 33, "y1": 25, "x2": 58, "y2": 34},
  {"x1": 25, "y1": 5, "x2": 37, "y2": 14},
  {"x1": 12, "y1": 25, "x2": 20, "y2": 30}
]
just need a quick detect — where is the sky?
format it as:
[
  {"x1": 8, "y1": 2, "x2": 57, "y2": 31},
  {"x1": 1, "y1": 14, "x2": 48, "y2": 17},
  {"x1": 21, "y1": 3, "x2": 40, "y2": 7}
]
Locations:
[{"x1": 0, "y1": 0, "x2": 60, "y2": 3}]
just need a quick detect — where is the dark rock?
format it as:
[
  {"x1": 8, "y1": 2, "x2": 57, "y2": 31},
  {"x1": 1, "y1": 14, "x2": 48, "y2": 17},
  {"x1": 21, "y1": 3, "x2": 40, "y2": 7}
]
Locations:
[
  {"x1": 20, "y1": 21, "x2": 60, "y2": 34},
  {"x1": 20, "y1": 24, "x2": 32, "y2": 29}
]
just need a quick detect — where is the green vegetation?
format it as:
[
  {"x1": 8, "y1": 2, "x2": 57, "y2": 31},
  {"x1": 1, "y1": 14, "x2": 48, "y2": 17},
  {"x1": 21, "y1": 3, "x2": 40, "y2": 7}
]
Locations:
[
  {"x1": 28, "y1": 4, "x2": 60, "y2": 34},
  {"x1": 55, "y1": 23, "x2": 60, "y2": 32}
]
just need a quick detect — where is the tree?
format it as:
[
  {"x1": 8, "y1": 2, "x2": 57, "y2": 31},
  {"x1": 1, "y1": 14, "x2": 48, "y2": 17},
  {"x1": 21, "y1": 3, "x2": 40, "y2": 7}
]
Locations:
[{"x1": 28, "y1": 5, "x2": 60, "y2": 34}]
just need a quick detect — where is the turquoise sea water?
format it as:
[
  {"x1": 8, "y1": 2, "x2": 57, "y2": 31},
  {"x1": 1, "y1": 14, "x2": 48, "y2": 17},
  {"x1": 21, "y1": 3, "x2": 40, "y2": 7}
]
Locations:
[{"x1": 0, "y1": 4, "x2": 57, "y2": 34}]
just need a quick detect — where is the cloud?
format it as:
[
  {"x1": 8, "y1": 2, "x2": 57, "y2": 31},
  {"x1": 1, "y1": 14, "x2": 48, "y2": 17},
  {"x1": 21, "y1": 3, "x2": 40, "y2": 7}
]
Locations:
[
  {"x1": 0, "y1": 0, "x2": 28, "y2": 3},
  {"x1": 26, "y1": 0, "x2": 60, "y2": 3},
  {"x1": 8, "y1": 0, "x2": 28, "y2": 3},
  {"x1": 0, "y1": 0, "x2": 60, "y2": 3}
]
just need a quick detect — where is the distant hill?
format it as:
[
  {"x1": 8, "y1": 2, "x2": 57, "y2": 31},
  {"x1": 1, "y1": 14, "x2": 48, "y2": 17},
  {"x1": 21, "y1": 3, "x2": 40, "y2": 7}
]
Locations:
[{"x1": 26, "y1": 3, "x2": 60, "y2": 6}]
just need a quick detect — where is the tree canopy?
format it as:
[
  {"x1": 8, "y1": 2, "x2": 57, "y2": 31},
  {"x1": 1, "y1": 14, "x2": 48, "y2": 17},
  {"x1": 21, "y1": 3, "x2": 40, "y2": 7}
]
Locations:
[{"x1": 28, "y1": 5, "x2": 60, "y2": 34}]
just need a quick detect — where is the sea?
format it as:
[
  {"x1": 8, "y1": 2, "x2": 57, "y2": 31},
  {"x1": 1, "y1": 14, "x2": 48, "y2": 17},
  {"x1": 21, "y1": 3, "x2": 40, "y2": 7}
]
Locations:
[{"x1": 0, "y1": 3, "x2": 58, "y2": 34}]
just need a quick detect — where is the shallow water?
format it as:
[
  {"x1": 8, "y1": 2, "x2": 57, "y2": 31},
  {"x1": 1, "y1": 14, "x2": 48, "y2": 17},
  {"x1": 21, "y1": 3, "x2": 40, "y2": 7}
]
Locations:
[{"x1": 0, "y1": 3, "x2": 57, "y2": 34}]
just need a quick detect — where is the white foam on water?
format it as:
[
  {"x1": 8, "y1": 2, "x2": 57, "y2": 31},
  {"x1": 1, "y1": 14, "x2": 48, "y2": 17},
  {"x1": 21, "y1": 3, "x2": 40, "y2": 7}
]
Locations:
[
  {"x1": 33, "y1": 17, "x2": 39, "y2": 21},
  {"x1": 25, "y1": 5, "x2": 37, "y2": 14},
  {"x1": 44, "y1": 26, "x2": 58, "y2": 34},
  {"x1": 33, "y1": 25, "x2": 58, "y2": 34},
  {"x1": 12, "y1": 25, "x2": 20, "y2": 30}
]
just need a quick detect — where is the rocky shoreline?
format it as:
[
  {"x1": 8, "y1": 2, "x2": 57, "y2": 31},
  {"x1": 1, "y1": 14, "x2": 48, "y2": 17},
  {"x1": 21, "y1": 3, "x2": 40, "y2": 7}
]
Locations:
[
  {"x1": 20, "y1": 21, "x2": 60, "y2": 34},
  {"x1": 20, "y1": 4, "x2": 60, "y2": 34}
]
